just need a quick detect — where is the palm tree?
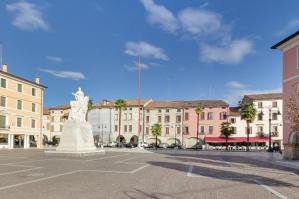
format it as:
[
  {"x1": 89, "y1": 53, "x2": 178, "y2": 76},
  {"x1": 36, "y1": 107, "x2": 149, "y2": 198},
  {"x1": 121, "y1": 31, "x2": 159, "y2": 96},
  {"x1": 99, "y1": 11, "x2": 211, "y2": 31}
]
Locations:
[
  {"x1": 88, "y1": 99, "x2": 93, "y2": 111},
  {"x1": 195, "y1": 105, "x2": 204, "y2": 150},
  {"x1": 220, "y1": 122, "x2": 233, "y2": 150},
  {"x1": 115, "y1": 99, "x2": 127, "y2": 146},
  {"x1": 151, "y1": 123, "x2": 162, "y2": 149},
  {"x1": 240, "y1": 102, "x2": 257, "y2": 152}
]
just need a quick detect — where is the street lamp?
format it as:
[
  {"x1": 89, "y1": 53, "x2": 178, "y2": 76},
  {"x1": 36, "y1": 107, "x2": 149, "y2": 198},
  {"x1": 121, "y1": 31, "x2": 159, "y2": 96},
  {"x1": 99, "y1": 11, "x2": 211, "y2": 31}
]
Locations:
[{"x1": 261, "y1": 106, "x2": 281, "y2": 152}]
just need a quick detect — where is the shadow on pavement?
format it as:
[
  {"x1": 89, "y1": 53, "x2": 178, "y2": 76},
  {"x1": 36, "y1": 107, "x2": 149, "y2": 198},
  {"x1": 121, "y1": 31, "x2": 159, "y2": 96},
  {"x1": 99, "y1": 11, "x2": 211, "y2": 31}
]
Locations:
[{"x1": 147, "y1": 161, "x2": 299, "y2": 188}]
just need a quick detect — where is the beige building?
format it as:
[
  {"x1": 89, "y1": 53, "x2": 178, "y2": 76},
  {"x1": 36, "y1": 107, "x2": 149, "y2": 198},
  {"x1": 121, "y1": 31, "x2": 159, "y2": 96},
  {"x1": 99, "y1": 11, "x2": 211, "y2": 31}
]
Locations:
[
  {"x1": 42, "y1": 104, "x2": 70, "y2": 143},
  {"x1": 0, "y1": 64, "x2": 46, "y2": 149}
]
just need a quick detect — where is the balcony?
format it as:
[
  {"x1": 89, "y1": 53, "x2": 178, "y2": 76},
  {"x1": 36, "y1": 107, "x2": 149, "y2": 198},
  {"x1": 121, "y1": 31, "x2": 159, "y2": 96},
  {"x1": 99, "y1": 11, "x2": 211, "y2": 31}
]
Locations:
[
  {"x1": 257, "y1": 132, "x2": 265, "y2": 137},
  {"x1": 272, "y1": 131, "x2": 279, "y2": 137}
]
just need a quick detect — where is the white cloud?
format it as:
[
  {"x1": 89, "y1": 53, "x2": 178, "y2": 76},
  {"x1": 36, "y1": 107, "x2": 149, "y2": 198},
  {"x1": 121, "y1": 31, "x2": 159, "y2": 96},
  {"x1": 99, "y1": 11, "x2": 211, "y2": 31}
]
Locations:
[
  {"x1": 226, "y1": 81, "x2": 247, "y2": 89},
  {"x1": 6, "y1": 1, "x2": 48, "y2": 31},
  {"x1": 124, "y1": 60, "x2": 150, "y2": 72},
  {"x1": 225, "y1": 87, "x2": 282, "y2": 106},
  {"x1": 46, "y1": 56, "x2": 63, "y2": 63},
  {"x1": 276, "y1": 19, "x2": 299, "y2": 36},
  {"x1": 125, "y1": 41, "x2": 169, "y2": 60},
  {"x1": 178, "y1": 8, "x2": 222, "y2": 36},
  {"x1": 199, "y1": 39, "x2": 253, "y2": 64},
  {"x1": 40, "y1": 69, "x2": 86, "y2": 81},
  {"x1": 140, "y1": 0, "x2": 179, "y2": 34}
]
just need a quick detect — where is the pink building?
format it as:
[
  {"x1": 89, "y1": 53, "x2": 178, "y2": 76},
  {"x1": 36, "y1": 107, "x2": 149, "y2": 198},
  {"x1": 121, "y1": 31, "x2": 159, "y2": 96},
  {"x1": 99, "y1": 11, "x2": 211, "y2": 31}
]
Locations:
[
  {"x1": 182, "y1": 100, "x2": 229, "y2": 148},
  {"x1": 272, "y1": 31, "x2": 299, "y2": 159}
]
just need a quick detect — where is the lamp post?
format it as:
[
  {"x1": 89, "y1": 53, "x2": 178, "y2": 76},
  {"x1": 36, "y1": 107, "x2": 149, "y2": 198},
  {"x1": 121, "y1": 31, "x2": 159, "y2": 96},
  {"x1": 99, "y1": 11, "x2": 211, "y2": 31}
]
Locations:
[
  {"x1": 262, "y1": 106, "x2": 281, "y2": 152},
  {"x1": 98, "y1": 124, "x2": 106, "y2": 147}
]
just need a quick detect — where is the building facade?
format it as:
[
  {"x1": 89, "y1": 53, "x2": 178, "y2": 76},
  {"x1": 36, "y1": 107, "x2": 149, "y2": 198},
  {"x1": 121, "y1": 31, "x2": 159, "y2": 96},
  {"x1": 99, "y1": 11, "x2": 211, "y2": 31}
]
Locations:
[
  {"x1": 0, "y1": 64, "x2": 46, "y2": 149},
  {"x1": 42, "y1": 104, "x2": 70, "y2": 143},
  {"x1": 272, "y1": 31, "x2": 299, "y2": 159}
]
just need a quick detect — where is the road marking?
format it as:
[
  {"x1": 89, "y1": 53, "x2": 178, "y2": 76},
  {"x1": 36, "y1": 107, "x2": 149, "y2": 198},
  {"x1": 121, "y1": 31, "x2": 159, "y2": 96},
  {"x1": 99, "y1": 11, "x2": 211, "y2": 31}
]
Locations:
[
  {"x1": 115, "y1": 155, "x2": 149, "y2": 164},
  {"x1": 85, "y1": 153, "x2": 130, "y2": 162},
  {"x1": 0, "y1": 170, "x2": 79, "y2": 191},
  {"x1": 129, "y1": 164, "x2": 149, "y2": 173},
  {"x1": 254, "y1": 179, "x2": 289, "y2": 199},
  {"x1": 0, "y1": 167, "x2": 42, "y2": 176},
  {"x1": 187, "y1": 165, "x2": 194, "y2": 177}
]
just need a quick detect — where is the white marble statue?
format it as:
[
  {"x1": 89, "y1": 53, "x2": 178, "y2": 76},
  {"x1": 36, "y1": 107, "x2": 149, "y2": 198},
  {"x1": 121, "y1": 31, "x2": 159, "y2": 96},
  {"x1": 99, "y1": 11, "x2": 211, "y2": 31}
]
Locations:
[
  {"x1": 55, "y1": 87, "x2": 97, "y2": 152},
  {"x1": 69, "y1": 87, "x2": 89, "y2": 122}
]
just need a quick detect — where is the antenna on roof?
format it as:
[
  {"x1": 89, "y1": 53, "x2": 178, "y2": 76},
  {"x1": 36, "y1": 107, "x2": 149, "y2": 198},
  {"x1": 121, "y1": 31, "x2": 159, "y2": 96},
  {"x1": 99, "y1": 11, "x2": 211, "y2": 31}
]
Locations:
[{"x1": 0, "y1": 42, "x2": 3, "y2": 67}]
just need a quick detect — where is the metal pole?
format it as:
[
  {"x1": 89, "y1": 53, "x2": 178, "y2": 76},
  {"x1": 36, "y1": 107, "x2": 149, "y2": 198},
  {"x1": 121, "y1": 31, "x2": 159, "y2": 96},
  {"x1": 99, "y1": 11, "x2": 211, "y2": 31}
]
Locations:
[
  {"x1": 138, "y1": 56, "x2": 141, "y2": 146},
  {"x1": 268, "y1": 108, "x2": 272, "y2": 152},
  {"x1": 174, "y1": 125, "x2": 176, "y2": 146}
]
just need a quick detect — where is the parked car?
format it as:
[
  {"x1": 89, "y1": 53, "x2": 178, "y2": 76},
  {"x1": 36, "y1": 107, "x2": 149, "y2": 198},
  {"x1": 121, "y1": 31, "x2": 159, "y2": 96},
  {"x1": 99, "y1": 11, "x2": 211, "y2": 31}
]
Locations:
[
  {"x1": 140, "y1": 142, "x2": 150, "y2": 148},
  {"x1": 109, "y1": 141, "x2": 118, "y2": 147},
  {"x1": 168, "y1": 143, "x2": 182, "y2": 149},
  {"x1": 158, "y1": 143, "x2": 169, "y2": 149}
]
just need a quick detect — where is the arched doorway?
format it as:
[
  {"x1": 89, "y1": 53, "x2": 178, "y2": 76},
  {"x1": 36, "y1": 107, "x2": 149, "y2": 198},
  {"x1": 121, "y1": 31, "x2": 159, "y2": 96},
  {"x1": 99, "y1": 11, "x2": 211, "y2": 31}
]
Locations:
[
  {"x1": 146, "y1": 137, "x2": 161, "y2": 145},
  {"x1": 186, "y1": 137, "x2": 203, "y2": 149},
  {"x1": 116, "y1": 135, "x2": 126, "y2": 143},
  {"x1": 166, "y1": 138, "x2": 181, "y2": 145},
  {"x1": 130, "y1": 135, "x2": 138, "y2": 146},
  {"x1": 43, "y1": 135, "x2": 48, "y2": 145}
]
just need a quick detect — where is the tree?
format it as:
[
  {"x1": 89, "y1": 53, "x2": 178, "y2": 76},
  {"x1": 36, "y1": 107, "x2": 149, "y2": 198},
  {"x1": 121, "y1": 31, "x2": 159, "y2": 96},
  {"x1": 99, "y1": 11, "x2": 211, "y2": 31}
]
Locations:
[
  {"x1": 151, "y1": 123, "x2": 162, "y2": 149},
  {"x1": 88, "y1": 99, "x2": 93, "y2": 111},
  {"x1": 115, "y1": 99, "x2": 127, "y2": 146},
  {"x1": 195, "y1": 105, "x2": 204, "y2": 150},
  {"x1": 220, "y1": 122, "x2": 233, "y2": 150},
  {"x1": 240, "y1": 102, "x2": 257, "y2": 151}
]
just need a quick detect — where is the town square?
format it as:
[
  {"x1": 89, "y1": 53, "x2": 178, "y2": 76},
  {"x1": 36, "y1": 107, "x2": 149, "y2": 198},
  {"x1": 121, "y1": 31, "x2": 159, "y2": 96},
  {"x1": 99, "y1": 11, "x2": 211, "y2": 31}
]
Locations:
[{"x1": 0, "y1": 0, "x2": 299, "y2": 198}]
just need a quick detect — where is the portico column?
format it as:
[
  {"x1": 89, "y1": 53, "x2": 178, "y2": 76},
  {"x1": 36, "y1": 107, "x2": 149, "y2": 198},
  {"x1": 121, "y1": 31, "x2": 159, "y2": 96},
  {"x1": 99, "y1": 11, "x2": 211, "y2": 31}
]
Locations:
[
  {"x1": 24, "y1": 135, "x2": 29, "y2": 149},
  {"x1": 9, "y1": 134, "x2": 14, "y2": 149}
]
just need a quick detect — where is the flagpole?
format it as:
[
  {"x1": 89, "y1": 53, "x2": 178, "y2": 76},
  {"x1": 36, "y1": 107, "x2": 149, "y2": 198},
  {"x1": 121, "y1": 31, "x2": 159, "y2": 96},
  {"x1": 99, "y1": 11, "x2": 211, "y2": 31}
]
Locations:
[{"x1": 138, "y1": 56, "x2": 141, "y2": 146}]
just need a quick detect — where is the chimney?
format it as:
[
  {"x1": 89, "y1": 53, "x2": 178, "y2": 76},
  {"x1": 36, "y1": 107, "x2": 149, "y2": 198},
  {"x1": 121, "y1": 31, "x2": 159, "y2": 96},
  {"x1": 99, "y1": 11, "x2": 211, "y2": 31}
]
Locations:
[
  {"x1": 35, "y1": 77, "x2": 40, "y2": 84},
  {"x1": 2, "y1": 64, "x2": 7, "y2": 72}
]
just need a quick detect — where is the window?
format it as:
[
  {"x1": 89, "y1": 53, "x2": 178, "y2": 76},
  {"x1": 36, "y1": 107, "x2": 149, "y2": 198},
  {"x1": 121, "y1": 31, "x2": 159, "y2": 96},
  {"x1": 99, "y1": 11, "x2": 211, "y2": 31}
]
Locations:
[
  {"x1": 177, "y1": 109, "x2": 181, "y2": 112},
  {"x1": 17, "y1": 117, "x2": 22, "y2": 127},
  {"x1": 158, "y1": 109, "x2": 161, "y2": 113},
  {"x1": 0, "y1": 115, "x2": 6, "y2": 128},
  {"x1": 184, "y1": 126, "x2": 189, "y2": 135},
  {"x1": 272, "y1": 113, "x2": 278, "y2": 120},
  {"x1": 129, "y1": 108, "x2": 132, "y2": 111},
  {"x1": 200, "y1": 126, "x2": 205, "y2": 134},
  {"x1": 258, "y1": 102, "x2": 263, "y2": 108},
  {"x1": 165, "y1": 127, "x2": 169, "y2": 135},
  {"x1": 17, "y1": 83, "x2": 22, "y2": 92},
  {"x1": 32, "y1": 103, "x2": 36, "y2": 112},
  {"x1": 124, "y1": 114, "x2": 127, "y2": 121},
  {"x1": 17, "y1": 100, "x2": 22, "y2": 110},
  {"x1": 176, "y1": 115, "x2": 181, "y2": 123},
  {"x1": 146, "y1": 116, "x2": 150, "y2": 123},
  {"x1": 166, "y1": 109, "x2": 169, "y2": 113},
  {"x1": 200, "y1": 112, "x2": 205, "y2": 120},
  {"x1": 208, "y1": 126, "x2": 213, "y2": 134},
  {"x1": 231, "y1": 127, "x2": 237, "y2": 134},
  {"x1": 32, "y1": 88, "x2": 36, "y2": 96},
  {"x1": 114, "y1": 125, "x2": 118, "y2": 132},
  {"x1": 245, "y1": 127, "x2": 252, "y2": 134},
  {"x1": 129, "y1": 125, "x2": 132, "y2": 132},
  {"x1": 146, "y1": 127, "x2": 149, "y2": 135},
  {"x1": 158, "y1": 116, "x2": 162, "y2": 123},
  {"x1": 0, "y1": 78, "x2": 6, "y2": 88},
  {"x1": 124, "y1": 125, "x2": 127, "y2": 132},
  {"x1": 0, "y1": 134, "x2": 8, "y2": 144},
  {"x1": 50, "y1": 125, "x2": 54, "y2": 132},
  {"x1": 258, "y1": 113, "x2": 263, "y2": 121},
  {"x1": 51, "y1": 116, "x2": 54, "y2": 122},
  {"x1": 184, "y1": 112, "x2": 189, "y2": 120},
  {"x1": 177, "y1": 127, "x2": 181, "y2": 135},
  {"x1": 220, "y1": 112, "x2": 227, "y2": 120},
  {"x1": 146, "y1": 110, "x2": 150, "y2": 113},
  {"x1": 230, "y1": 118, "x2": 236, "y2": 124},
  {"x1": 0, "y1": 96, "x2": 6, "y2": 107},
  {"x1": 207, "y1": 112, "x2": 213, "y2": 120},
  {"x1": 128, "y1": 113, "x2": 132, "y2": 121},
  {"x1": 31, "y1": 119, "x2": 36, "y2": 128},
  {"x1": 273, "y1": 126, "x2": 278, "y2": 132},
  {"x1": 272, "y1": 101, "x2": 277, "y2": 108},
  {"x1": 257, "y1": 126, "x2": 263, "y2": 133},
  {"x1": 164, "y1": 115, "x2": 170, "y2": 123}
]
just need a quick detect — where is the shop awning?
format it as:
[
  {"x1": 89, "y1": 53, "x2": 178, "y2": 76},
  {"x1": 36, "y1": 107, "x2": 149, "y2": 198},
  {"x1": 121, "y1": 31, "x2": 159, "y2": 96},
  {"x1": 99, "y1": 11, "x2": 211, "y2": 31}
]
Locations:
[{"x1": 204, "y1": 137, "x2": 268, "y2": 143}]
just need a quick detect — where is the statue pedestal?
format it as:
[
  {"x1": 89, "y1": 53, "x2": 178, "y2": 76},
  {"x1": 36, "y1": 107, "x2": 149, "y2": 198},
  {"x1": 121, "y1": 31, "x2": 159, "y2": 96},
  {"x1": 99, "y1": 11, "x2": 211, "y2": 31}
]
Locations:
[{"x1": 45, "y1": 120, "x2": 105, "y2": 157}]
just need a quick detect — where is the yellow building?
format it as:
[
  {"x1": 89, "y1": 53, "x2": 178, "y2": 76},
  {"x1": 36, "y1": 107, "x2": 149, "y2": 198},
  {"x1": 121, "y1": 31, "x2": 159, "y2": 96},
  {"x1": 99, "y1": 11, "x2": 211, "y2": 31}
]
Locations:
[{"x1": 0, "y1": 64, "x2": 46, "y2": 149}]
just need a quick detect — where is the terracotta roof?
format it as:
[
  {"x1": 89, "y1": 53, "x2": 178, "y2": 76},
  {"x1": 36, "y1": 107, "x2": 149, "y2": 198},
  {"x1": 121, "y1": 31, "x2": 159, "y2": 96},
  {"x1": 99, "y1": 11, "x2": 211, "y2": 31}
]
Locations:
[
  {"x1": 94, "y1": 99, "x2": 152, "y2": 108},
  {"x1": 145, "y1": 100, "x2": 229, "y2": 109},
  {"x1": 229, "y1": 107, "x2": 240, "y2": 117},
  {"x1": 271, "y1": 31, "x2": 299, "y2": 49},
  {"x1": 43, "y1": 108, "x2": 50, "y2": 115},
  {"x1": 0, "y1": 70, "x2": 47, "y2": 89},
  {"x1": 243, "y1": 93, "x2": 282, "y2": 102},
  {"x1": 48, "y1": 104, "x2": 71, "y2": 110}
]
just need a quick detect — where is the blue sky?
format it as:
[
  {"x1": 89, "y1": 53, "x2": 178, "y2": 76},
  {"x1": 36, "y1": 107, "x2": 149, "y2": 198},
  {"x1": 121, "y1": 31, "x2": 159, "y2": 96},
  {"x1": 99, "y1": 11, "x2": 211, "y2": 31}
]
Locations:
[{"x1": 0, "y1": 0, "x2": 297, "y2": 107}]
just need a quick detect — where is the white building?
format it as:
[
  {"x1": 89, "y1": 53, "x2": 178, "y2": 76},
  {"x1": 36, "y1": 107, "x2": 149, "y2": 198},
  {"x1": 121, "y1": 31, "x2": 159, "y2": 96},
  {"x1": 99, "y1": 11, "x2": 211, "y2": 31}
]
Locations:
[
  {"x1": 228, "y1": 93, "x2": 283, "y2": 148},
  {"x1": 42, "y1": 104, "x2": 70, "y2": 143}
]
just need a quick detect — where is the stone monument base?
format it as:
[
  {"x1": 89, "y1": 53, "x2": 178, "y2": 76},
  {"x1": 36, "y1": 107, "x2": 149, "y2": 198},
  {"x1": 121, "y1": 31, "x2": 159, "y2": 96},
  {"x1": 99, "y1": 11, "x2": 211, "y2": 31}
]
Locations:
[
  {"x1": 45, "y1": 149, "x2": 105, "y2": 157},
  {"x1": 283, "y1": 144, "x2": 299, "y2": 160}
]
